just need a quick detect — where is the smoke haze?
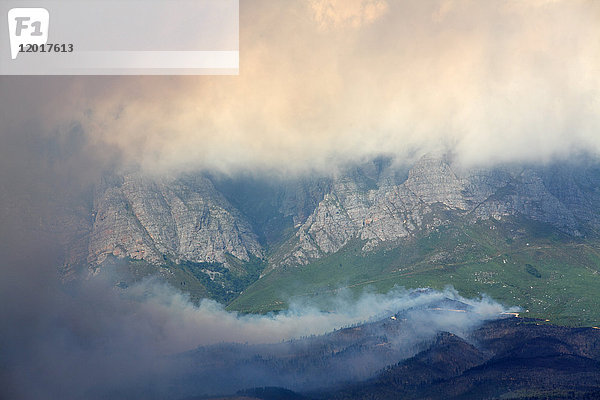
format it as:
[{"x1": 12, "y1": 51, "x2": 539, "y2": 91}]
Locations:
[
  {"x1": 0, "y1": 265, "x2": 513, "y2": 399},
  {"x1": 0, "y1": 1, "x2": 596, "y2": 399},
  {"x1": 0, "y1": 132, "x2": 512, "y2": 398}
]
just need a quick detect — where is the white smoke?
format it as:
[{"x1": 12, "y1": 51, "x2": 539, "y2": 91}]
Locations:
[
  {"x1": 0, "y1": 266, "x2": 516, "y2": 399},
  {"x1": 119, "y1": 280, "x2": 514, "y2": 353}
]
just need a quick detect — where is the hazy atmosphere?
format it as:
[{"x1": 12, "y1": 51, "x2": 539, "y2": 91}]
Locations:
[
  {"x1": 2, "y1": 1, "x2": 600, "y2": 399},
  {"x1": 1, "y1": 275, "x2": 510, "y2": 399},
  {"x1": 2, "y1": 0, "x2": 600, "y2": 175}
]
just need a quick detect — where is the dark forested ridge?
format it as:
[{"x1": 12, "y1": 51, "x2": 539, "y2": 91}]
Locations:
[
  {"x1": 314, "y1": 318, "x2": 600, "y2": 400},
  {"x1": 179, "y1": 316, "x2": 600, "y2": 400}
]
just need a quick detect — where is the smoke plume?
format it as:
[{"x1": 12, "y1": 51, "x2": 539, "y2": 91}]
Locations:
[{"x1": 0, "y1": 268, "x2": 513, "y2": 399}]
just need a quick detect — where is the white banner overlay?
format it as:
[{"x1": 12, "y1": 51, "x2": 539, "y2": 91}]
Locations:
[{"x1": 1, "y1": 0, "x2": 239, "y2": 75}]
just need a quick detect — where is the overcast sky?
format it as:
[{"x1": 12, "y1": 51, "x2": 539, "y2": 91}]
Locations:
[{"x1": 1, "y1": 0, "x2": 599, "y2": 175}]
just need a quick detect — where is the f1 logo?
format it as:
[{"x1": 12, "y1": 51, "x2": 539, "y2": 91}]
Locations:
[{"x1": 7, "y1": 8, "x2": 49, "y2": 59}]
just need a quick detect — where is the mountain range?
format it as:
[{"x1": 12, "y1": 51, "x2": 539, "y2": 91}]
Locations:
[{"x1": 59, "y1": 154, "x2": 600, "y2": 325}]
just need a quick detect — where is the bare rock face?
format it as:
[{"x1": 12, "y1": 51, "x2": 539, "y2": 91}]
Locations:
[
  {"x1": 403, "y1": 154, "x2": 472, "y2": 210},
  {"x1": 278, "y1": 177, "x2": 331, "y2": 228},
  {"x1": 469, "y1": 169, "x2": 579, "y2": 232},
  {"x1": 278, "y1": 155, "x2": 585, "y2": 268},
  {"x1": 85, "y1": 155, "x2": 597, "y2": 275},
  {"x1": 88, "y1": 173, "x2": 262, "y2": 269}
]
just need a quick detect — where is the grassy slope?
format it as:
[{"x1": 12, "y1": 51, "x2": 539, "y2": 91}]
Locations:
[
  {"x1": 227, "y1": 217, "x2": 600, "y2": 327},
  {"x1": 102, "y1": 255, "x2": 267, "y2": 306}
]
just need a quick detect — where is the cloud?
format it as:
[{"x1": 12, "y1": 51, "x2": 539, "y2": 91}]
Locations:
[
  {"x1": 1, "y1": 0, "x2": 599, "y2": 175},
  {"x1": 308, "y1": 0, "x2": 389, "y2": 29}
]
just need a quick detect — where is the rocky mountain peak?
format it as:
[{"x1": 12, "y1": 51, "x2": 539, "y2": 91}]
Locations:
[
  {"x1": 275, "y1": 155, "x2": 589, "y2": 268},
  {"x1": 88, "y1": 172, "x2": 262, "y2": 270},
  {"x1": 78, "y1": 155, "x2": 599, "y2": 280}
]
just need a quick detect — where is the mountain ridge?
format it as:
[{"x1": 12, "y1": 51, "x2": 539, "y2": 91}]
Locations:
[
  {"x1": 56, "y1": 155, "x2": 600, "y2": 323},
  {"x1": 86, "y1": 155, "x2": 599, "y2": 272}
]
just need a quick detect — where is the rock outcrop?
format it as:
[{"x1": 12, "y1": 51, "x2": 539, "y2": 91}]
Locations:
[
  {"x1": 277, "y1": 155, "x2": 587, "y2": 267},
  {"x1": 88, "y1": 173, "x2": 262, "y2": 268},
  {"x1": 85, "y1": 155, "x2": 600, "y2": 274}
]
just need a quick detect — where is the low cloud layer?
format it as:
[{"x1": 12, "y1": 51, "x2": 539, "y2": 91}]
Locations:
[{"x1": 2, "y1": 0, "x2": 599, "y2": 175}]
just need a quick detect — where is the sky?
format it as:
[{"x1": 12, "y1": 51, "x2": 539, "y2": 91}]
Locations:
[{"x1": 1, "y1": 0, "x2": 599, "y2": 175}]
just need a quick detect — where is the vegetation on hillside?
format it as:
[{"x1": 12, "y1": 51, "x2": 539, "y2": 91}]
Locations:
[{"x1": 228, "y1": 217, "x2": 600, "y2": 327}]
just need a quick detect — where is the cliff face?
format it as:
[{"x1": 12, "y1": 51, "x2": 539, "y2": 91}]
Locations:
[
  {"x1": 88, "y1": 173, "x2": 262, "y2": 269},
  {"x1": 84, "y1": 155, "x2": 599, "y2": 276},
  {"x1": 277, "y1": 155, "x2": 587, "y2": 268}
]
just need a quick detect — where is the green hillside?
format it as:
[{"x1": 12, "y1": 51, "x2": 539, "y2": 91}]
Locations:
[
  {"x1": 227, "y1": 217, "x2": 600, "y2": 327},
  {"x1": 98, "y1": 254, "x2": 267, "y2": 305}
]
